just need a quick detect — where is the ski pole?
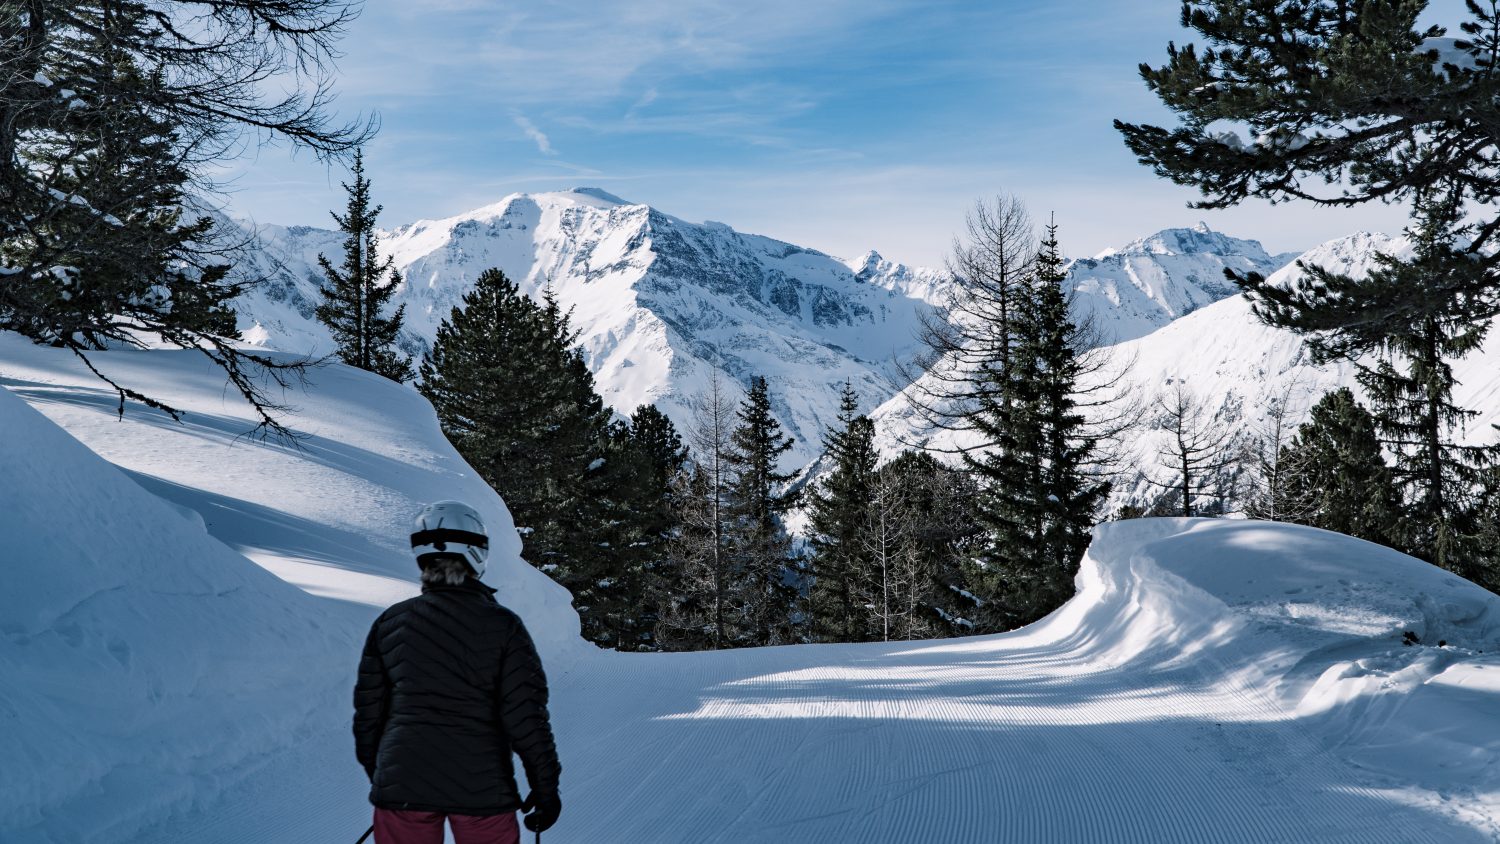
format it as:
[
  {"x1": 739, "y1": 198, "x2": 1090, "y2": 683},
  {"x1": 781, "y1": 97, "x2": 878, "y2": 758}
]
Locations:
[{"x1": 355, "y1": 824, "x2": 374, "y2": 843}]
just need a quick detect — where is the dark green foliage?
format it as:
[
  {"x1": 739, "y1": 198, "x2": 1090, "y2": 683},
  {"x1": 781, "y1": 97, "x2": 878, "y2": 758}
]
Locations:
[
  {"x1": 0, "y1": 0, "x2": 367, "y2": 436},
  {"x1": 1278, "y1": 388, "x2": 1403, "y2": 547},
  {"x1": 726, "y1": 376, "x2": 801, "y2": 646},
  {"x1": 1121, "y1": 0, "x2": 1500, "y2": 588},
  {"x1": 581, "y1": 407, "x2": 688, "y2": 651},
  {"x1": 967, "y1": 224, "x2": 1110, "y2": 631},
  {"x1": 1241, "y1": 193, "x2": 1499, "y2": 582},
  {"x1": 316, "y1": 150, "x2": 412, "y2": 382},
  {"x1": 1115, "y1": 1, "x2": 1479, "y2": 215},
  {"x1": 418, "y1": 268, "x2": 615, "y2": 625},
  {"x1": 874, "y1": 450, "x2": 985, "y2": 638},
  {"x1": 806, "y1": 382, "x2": 879, "y2": 642}
]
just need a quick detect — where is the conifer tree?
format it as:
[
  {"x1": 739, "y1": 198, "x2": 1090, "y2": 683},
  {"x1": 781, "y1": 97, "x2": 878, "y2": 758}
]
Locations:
[
  {"x1": 660, "y1": 375, "x2": 739, "y2": 650},
  {"x1": 1244, "y1": 192, "x2": 1498, "y2": 580},
  {"x1": 316, "y1": 150, "x2": 412, "y2": 382},
  {"x1": 968, "y1": 223, "x2": 1111, "y2": 629},
  {"x1": 727, "y1": 376, "x2": 801, "y2": 646},
  {"x1": 584, "y1": 406, "x2": 687, "y2": 651},
  {"x1": 883, "y1": 450, "x2": 985, "y2": 635},
  {"x1": 1119, "y1": 1, "x2": 1500, "y2": 584},
  {"x1": 419, "y1": 267, "x2": 612, "y2": 601},
  {"x1": 1, "y1": 0, "x2": 369, "y2": 435},
  {"x1": 807, "y1": 382, "x2": 878, "y2": 642},
  {"x1": 1278, "y1": 388, "x2": 1402, "y2": 548}
]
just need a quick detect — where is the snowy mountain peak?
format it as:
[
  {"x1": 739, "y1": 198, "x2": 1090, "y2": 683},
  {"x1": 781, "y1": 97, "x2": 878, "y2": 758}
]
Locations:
[
  {"x1": 229, "y1": 194, "x2": 953, "y2": 466},
  {"x1": 1068, "y1": 225, "x2": 1295, "y2": 344}
]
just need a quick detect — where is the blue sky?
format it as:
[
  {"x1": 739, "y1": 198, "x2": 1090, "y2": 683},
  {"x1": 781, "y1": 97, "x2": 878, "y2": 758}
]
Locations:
[{"x1": 224, "y1": 0, "x2": 1467, "y2": 267}]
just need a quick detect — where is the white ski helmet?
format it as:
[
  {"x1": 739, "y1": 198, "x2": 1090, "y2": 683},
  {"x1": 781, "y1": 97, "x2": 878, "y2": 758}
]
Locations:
[{"x1": 410, "y1": 500, "x2": 489, "y2": 578}]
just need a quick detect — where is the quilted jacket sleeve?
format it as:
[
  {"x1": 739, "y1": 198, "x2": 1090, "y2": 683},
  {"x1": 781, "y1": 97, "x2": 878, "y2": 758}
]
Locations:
[
  {"x1": 353, "y1": 618, "x2": 390, "y2": 779},
  {"x1": 498, "y1": 619, "x2": 561, "y2": 797}
]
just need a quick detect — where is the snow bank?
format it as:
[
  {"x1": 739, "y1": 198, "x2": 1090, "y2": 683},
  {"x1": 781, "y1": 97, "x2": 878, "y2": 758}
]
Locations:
[
  {"x1": 0, "y1": 384, "x2": 345, "y2": 843},
  {"x1": 0, "y1": 334, "x2": 583, "y2": 842},
  {"x1": 1074, "y1": 519, "x2": 1500, "y2": 816}
]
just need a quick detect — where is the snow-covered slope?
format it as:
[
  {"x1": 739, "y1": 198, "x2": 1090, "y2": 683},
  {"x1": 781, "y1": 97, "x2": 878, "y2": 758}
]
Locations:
[
  {"x1": 1097, "y1": 232, "x2": 1500, "y2": 510},
  {"x1": 1068, "y1": 222, "x2": 1296, "y2": 344},
  {"x1": 3, "y1": 334, "x2": 1498, "y2": 840},
  {"x1": 229, "y1": 188, "x2": 951, "y2": 466},
  {"x1": 0, "y1": 382, "x2": 342, "y2": 843},
  {"x1": 0, "y1": 335, "x2": 581, "y2": 842}
]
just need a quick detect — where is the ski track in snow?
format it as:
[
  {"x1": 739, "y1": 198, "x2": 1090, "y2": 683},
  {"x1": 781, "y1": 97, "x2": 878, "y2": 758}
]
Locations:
[{"x1": 3, "y1": 338, "x2": 1497, "y2": 843}]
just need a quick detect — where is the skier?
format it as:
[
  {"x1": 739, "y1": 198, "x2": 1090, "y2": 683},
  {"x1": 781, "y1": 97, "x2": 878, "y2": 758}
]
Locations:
[{"x1": 354, "y1": 501, "x2": 562, "y2": 844}]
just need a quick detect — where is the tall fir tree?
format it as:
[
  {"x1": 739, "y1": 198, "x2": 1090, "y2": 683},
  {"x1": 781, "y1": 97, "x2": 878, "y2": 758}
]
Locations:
[
  {"x1": 316, "y1": 150, "x2": 413, "y2": 382},
  {"x1": 968, "y1": 223, "x2": 1110, "y2": 630},
  {"x1": 418, "y1": 267, "x2": 614, "y2": 617},
  {"x1": 727, "y1": 376, "x2": 801, "y2": 646},
  {"x1": 807, "y1": 382, "x2": 879, "y2": 642},
  {"x1": 1277, "y1": 387, "x2": 1403, "y2": 548}
]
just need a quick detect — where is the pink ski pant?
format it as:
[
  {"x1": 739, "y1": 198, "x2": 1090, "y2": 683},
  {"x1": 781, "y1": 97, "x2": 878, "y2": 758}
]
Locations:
[{"x1": 373, "y1": 808, "x2": 520, "y2": 844}]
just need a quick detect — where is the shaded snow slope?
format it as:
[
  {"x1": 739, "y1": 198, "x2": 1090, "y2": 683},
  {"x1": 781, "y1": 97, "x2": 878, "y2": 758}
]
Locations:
[
  {"x1": 0, "y1": 334, "x2": 582, "y2": 843},
  {"x1": 0, "y1": 375, "x2": 341, "y2": 843}
]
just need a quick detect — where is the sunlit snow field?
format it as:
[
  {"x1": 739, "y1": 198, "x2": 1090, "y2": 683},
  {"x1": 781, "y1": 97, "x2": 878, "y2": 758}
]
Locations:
[{"x1": 2, "y1": 335, "x2": 1498, "y2": 843}]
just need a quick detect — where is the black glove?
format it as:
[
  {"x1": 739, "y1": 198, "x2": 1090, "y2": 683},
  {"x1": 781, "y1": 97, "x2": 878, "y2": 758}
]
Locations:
[{"x1": 522, "y1": 791, "x2": 562, "y2": 833}]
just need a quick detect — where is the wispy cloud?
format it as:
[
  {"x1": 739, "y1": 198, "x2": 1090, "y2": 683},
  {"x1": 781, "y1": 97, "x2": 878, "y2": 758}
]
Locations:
[{"x1": 512, "y1": 113, "x2": 556, "y2": 156}]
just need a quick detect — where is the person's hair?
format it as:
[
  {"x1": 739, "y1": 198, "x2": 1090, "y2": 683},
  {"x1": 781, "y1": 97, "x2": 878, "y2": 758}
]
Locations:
[{"x1": 419, "y1": 556, "x2": 473, "y2": 587}]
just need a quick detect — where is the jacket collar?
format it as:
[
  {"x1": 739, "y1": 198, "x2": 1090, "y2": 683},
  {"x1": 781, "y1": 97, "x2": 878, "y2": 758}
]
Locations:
[{"x1": 421, "y1": 576, "x2": 498, "y2": 599}]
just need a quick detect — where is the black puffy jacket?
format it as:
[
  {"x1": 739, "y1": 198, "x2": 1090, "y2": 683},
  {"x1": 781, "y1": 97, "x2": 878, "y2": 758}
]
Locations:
[{"x1": 353, "y1": 578, "x2": 561, "y2": 815}]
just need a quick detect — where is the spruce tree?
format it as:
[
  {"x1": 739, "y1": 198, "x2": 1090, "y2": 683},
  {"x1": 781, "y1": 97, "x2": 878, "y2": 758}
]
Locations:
[
  {"x1": 807, "y1": 382, "x2": 878, "y2": 642},
  {"x1": 882, "y1": 450, "x2": 985, "y2": 636},
  {"x1": 316, "y1": 150, "x2": 412, "y2": 382},
  {"x1": 1278, "y1": 388, "x2": 1402, "y2": 547},
  {"x1": 968, "y1": 223, "x2": 1111, "y2": 630},
  {"x1": 727, "y1": 376, "x2": 800, "y2": 646},
  {"x1": 583, "y1": 406, "x2": 688, "y2": 651},
  {"x1": 419, "y1": 267, "x2": 613, "y2": 606}
]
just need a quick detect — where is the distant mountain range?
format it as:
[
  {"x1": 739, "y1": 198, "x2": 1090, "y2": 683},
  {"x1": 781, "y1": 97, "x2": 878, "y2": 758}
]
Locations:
[
  {"x1": 230, "y1": 187, "x2": 1500, "y2": 512},
  {"x1": 227, "y1": 187, "x2": 1311, "y2": 475}
]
